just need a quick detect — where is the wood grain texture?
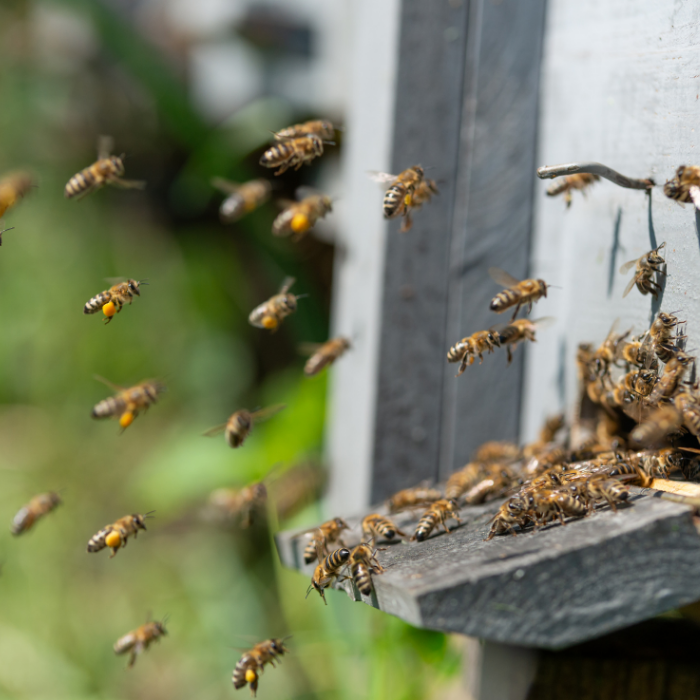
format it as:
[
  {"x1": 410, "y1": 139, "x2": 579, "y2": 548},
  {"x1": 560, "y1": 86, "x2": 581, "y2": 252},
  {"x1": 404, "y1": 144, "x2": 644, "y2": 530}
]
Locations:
[{"x1": 276, "y1": 493, "x2": 700, "y2": 649}]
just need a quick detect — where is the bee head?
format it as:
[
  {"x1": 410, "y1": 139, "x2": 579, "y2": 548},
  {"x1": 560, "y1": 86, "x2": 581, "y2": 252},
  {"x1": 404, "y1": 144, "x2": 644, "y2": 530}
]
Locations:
[
  {"x1": 111, "y1": 155, "x2": 125, "y2": 176},
  {"x1": 412, "y1": 165, "x2": 425, "y2": 179},
  {"x1": 50, "y1": 492, "x2": 63, "y2": 507},
  {"x1": 310, "y1": 134, "x2": 324, "y2": 155},
  {"x1": 335, "y1": 517, "x2": 350, "y2": 531},
  {"x1": 488, "y1": 331, "x2": 501, "y2": 347},
  {"x1": 283, "y1": 294, "x2": 298, "y2": 313},
  {"x1": 539, "y1": 279, "x2": 549, "y2": 296},
  {"x1": 321, "y1": 195, "x2": 333, "y2": 212},
  {"x1": 154, "y1": 620, "x2": 168, "y2": 636},
  {"x1": 270, "y1": 638, "x2": 290, "y2": 654},
  {"x1": 235, "y1": 412, "x2": 252, "y2": 431},
  {"x1": 127, "y1": 279, "x2": 141, "y2": 296},
  {"x1": 134, "y1": 514, "x2": 149, "y2": 531}
]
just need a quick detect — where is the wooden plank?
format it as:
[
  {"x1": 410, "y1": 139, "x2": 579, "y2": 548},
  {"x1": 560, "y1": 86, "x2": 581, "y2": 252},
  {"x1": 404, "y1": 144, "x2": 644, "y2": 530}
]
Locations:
[{"x1": 275, "y1": 492, "x2": 700, "y2": 649}]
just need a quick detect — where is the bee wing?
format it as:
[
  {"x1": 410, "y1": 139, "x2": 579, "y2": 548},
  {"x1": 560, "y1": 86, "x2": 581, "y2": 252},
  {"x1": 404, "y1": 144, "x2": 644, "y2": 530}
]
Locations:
[
  {"x1": 108, "y1": 178, "x2": 146, "y2": 190},
  {"x1": 488, "y1": 267, "x2": 521, "y2": 288},
  {"x1": 250, "y1": 404, "x2": 286, "y2": 424},
  {"x1": 104, "y1": 276, "x2": 127, "y2": 285},
  {"x1": 295, "y1": 185, "x2": 323, "y2": 200},
  {"x1": 279, "y1": 276, "x2": 296, "y2": 294},
  {"x1": 622, "y1": 272, "x2": 642, "y2": 298},
  {"x1": 619, "y1": 258, "x2": 638, "y2": 274},
  {"x1": 275, "y1": 198, "x2": 298, "y2": 211},
  {"x1": 93, "y1": 375, "x2": 125, "y2": 392},
  {"x1": 298, "y1": 342, "x2": 323, "y2": 356},
  {"x1": 531, "y1": 316, "x2": 557, "y2": 329},
  {"x1": 689, "y1": 185, "x2": 700, "y2": 211},
  {"x1": 367, "y1": 171, "x2": 398, "y2": 185},
  {"x1": 203, "y1": 423, "x2": 227, "y2": 437},
  {"x1": 97, "y1": 135, "x2": 114, "y2": 160},
  {"x1": 211, "y1": 177, "x2": 241, "y2": 195}
]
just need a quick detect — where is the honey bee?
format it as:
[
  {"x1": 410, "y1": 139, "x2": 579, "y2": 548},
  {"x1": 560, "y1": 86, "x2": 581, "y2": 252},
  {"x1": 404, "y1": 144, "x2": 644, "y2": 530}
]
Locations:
[
  {"x1": 204, "y1": 405, "x2": 285, "y2": 448},
  {"x1": 114, "y1": 616, "x2": 168, "y2": 668},
  {"x1": 546, "y1": 173, "x2": 600, "y2": 207},
  {"x1": 248, "y1": 277, "x2": 303, "y2": 331},
  {"x1": 259, "y1": 134, "x2": 327, "y2": 176},
  {"x1": 499, "y1": 318, "x2": 553, "y2": 364},
  {"x1": 301, "y1": 517, "x2": 349, "y2": 564},
  {"x1": 275, "y1": 120, "x2": 335, "y2": 141},
  {"x1": 399, "y1": 177, "x2": 439, "y2": 232},
  {"x1": 212, "y1": 178, "x2": 271, "y2": 223},
  {"x1": 531, "y1": 489, "x2": 587, "y2": 526},
  {"x1": 307, "y1": 547, "x2": 351, "y2": 604},
  {"x1": 349, "y1": 543, "x2": 385, "y2": 596},
  {"x1": 488, "y1": 267, "x2": 550, "y2": 320},
  {"x1": 91, "y1": 377, "x2": 166, "y2": 430},
  {"x1": 369, "y1": 166, "x2": 425, "y2": 231},
  {"x1": 463, "y1": 469, "x2": 515, "y2": 505},
  {"x1": 649, "y1": 312, "x2": 684, "y2": 363},
  {"x1": 386, "y1": 486, "x2": 442, "y2": 513},
  {"x1": 0, "y1": 170, "x2": 35, "y2": 225},
  {"x1": 447, "y1": 329, "x2": 501, "y2": 375},
  {"x1": 361, "y1": 513, "x2": 406, "y2": 544},
  {"x1": 273, "y1": 190, "x2": 332, "y2": 241},
  {"x1": 486, "y1": 493, "x2": 533, "y2": 540},
  {"x1": 675, "y1": 388, "x2": 700, "y2": 440},
  {"x1": 87, "y1": 511, "x2": 153, "y2": 558},
  {"x1": 303, "y1": 337, "x2": 351, "y2": 377},
  {"x1": 445, "y1": 463, "x2": 485, "y2": 500},
  {"x1": 629, "y1": 405, "x2": 683, "y2": 447},
  {"x1": 620, "y1": 243, "x2": 666, "y2": 298},
  {"x1": 473, "y1": 441, "x2": 520, "y2": 463},
  {"x1": 619, "y1": 333, "x2": 657, "y2": 370},
  {"x1": 11, "y1": 491, "x2": 61, "y2": 536},
  {"x1": 663, "y1": 165, "x2": 700, "y2": 209},
  {"x1": 268, "y1": 460, "x2": 327, "y2": 522},
  {"x1": 411, "y1": 499, "x2": 462, "y2": 542},
  {"x1": 207, "y1": 483, "x2": 268, "y2": 528},
  {"x1": 591, "y1": 320, "x2": 630, "y2": 380},
  {"x1": 232, "y1": 637, "x2": 290, "y2": 697},
  {"x1": 649, "y1": 350, "x2": 693, "y2": 403},
  {"x1": 65, "y1": 136, "x2": 145, "y2": 200},
  {"x1": 83, "y1": 279, "x2": 146, "y2": 324}
]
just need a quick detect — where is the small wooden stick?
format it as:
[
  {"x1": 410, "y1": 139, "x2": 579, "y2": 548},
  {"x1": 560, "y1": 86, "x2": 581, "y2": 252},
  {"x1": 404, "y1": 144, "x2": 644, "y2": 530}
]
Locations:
[{"x1": 537, "y1": 162, "x2": 654, "y2": 190}]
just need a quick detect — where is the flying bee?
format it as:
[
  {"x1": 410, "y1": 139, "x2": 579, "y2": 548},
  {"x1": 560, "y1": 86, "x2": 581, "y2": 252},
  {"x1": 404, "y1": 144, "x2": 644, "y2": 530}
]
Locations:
[
  {"x1": 203, "y1": 404, "x2": 285, "y2": 448},
  {"x1": 275, "y1": 119, "x2": 335, "y2": 141},
  {"x1": 11, "y1": 491, "x2": 61, "y2": 536},
  {"x1": 675, "y1": 389, "x2": 700, "y2": 440},
  {"x1": 248, "y1": 277, "x2": 303, "y2": 332},
  {"x1": 65, "y1": 136, "x2": 145, "y2": 200},
  {"x1": 447, "y1": 329, "x2": 501, "y2": 375},
  {"x1": 663, "y1": 165, "x2": 700, "y2": 209},
  {"x1": 488, "y1": 267, "x2": 551, "y2": 320},
  {"x1": 211, "y1": 178, "x2": 271, "y2": 223},
  {"x1": 91, "y1": 377, "x2": 165, "y2": 430},
  {"x1": 361, "y1": 513, "x2": 406, "y2": 544},
  {"x1": 302, "y1": 336, "x2": 351, "y2": 377},
  {"x1": 620, "y1": 243, "x2": 666, "y2": 298},
  {"x1": 411, "y1": 499, "x2": 462, "y2": 542},
  {"x1": 629, "y1": 405, "x2": 684, "y2": 447},
  {"x1": 87, "y1": 511, "x2": 153, "y2": 558},
  {"x1": 499, "y1": 317, "x2": 554, "y2": 364},
  {"x1": 114, "y1": 616, "x2": 168, "y2": 668},
  {"x1": 83, "y1": 279, "x2": 146, "y2": 324},
  {"x1": 368, "y1": 165, "x2": 426, "y2": 231},
  {"x1": 260, "y1": 134, "x2": 328, "y2": 176},
  {"x1": 0, "y1": 171, "x2": 35, "y2": 235},
  {"x1": 301, "y1": 517, "x2": 349, "y2": 564},
  {"x1": 386, "y1": 486, "x2": 442, "y2": 513},
  {"x1": 399, "y1": 177, "x2": 439, "y2": 232},
  {"x1": 307, "y1": 547, "x2": 351, "y2": 604},
  {"x1": 546, "y1": 173, "x2": 600, "y2": 207},
  {"x1": 207, "y1": 483, "x2": 268, "y2": 528},
  {"x1": 349, "y1": 543, "x2": 385, "y2": 596},
  {"x1": 232, "y1": 637, "x2": 290, "y2": 697},
  {"x1": 272, "y1": 190, "x2": 332, "y2": 241}
]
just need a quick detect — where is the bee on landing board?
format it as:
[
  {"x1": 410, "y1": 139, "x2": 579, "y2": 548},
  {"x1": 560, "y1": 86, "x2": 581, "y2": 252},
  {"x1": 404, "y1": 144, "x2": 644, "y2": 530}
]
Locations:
[
  {"x1": 248, "y1": 277, "x2": 304, "y2": 332},
  {"x1": 275, "y1": 119, "x2": 335, "y2": 141},
  {"x1": 663, "y1": 165, "x2": 700, "y2": 209},
  {"x1": 65, "y1": 136, "x2": 145, "y2": 200},
  {"x1": 259, "y1": 134, "x2": 328, "y2": 176},
  {"x1": 361, "y1": 514, "x2": 406, "y2": 545},
  {"x1": 300, "y1": 517, "x2": 349, "y2": 564},
  {"x1": 368, "y1": 165, "x2": 427, "y2": 232},
  {"x1": 203, "y1": 405, "x2": 285, "y2": 448},
  {"x1": 232, "y1": 637, "x2": 290, "y2": 697},
  {"x1": 307, "y1": 547, "x2": 351, "y2": 604},
  {"x1": 11, "y1": 491, "x2": 61, "y2": 536},
  {"x1": 114, "y1": 616, "x2": 168, "y2": 668},
  {"x1": 302, "y1": 337, "x2": 351, "y2": 376},
  {"x1": 83, "y1": 279, "x2": 147, "y2": 323},
  {"x1": 546, "y1": 173, "x2": 599, "y2": 207},
  {"x1": 447, "y1": 329, "x2": 501, "y2": 375},
  {"x1": 87, "y1": 512, "x2": 153, "y2": 557},
  {"x1": 411, "y1": 499, "x2": 462, "y2": 542},
  {"x1": 349, "y1": 543, "x2": 385, "y2": 596},
  {"x1": 212, "y1": 178, "x2": 272, "y2": 223},
  {"x1": 619, "y1": 243, "x2": 666, "y2": 298},
  {"x1": 272, "y1": 190, "x2": 332, "y2": 242},
  {"x1": 386, "y1": 485, "x2": 442, "y2": 513},
  {"x1": 499, "y1": 318, "x2": 553, "y2": 364},
  {"x1": 488, "y1": 267, "x2": 551, "y2": 320},
  {"x1": 91, "y1": 377, "x2": 166, "y2": 430}
]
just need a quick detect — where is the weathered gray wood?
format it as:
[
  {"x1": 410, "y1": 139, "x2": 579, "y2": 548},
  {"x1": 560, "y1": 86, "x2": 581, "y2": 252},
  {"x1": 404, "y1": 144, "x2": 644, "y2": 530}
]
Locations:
[
  {"x1": 370, "y1": 0, "x2": 547, "y2": 502},
  {"x1": 465, "y1": 639, "x2": 538, "y2": 700},
  {"x1": 276, "y1": 492, "x2": 700, "y2": 649}
]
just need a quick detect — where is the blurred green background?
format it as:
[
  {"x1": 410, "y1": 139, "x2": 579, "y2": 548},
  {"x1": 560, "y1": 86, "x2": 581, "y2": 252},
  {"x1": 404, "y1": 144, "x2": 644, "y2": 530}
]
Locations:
[{"x1": 0, "y1": 1, "x2": 461, "y2": 698}]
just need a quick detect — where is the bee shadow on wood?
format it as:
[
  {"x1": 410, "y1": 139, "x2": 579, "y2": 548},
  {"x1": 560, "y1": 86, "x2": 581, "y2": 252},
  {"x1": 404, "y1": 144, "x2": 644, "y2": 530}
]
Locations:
[{"x1": 607, "y1": 207, "x2": 623, "y2": 298}]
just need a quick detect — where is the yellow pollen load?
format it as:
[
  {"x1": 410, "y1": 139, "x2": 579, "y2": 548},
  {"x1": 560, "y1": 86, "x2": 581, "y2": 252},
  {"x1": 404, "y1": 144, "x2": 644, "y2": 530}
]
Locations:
[
  {"x1": 102, "y1": 301, "x2": 117, "y2": 318},
  {"x1": 119, "y1": 411, "x2": 135, "y2": 429},
  {"x1": 404, "y1": 193, "x2": 413, "y2": 207},
  {"x1": 105, "y1": 530, "x2": 122, "y2": 549},
  {"x1": 262, "y1": 316, "x2": 278, "y2": 329},
  {"x1": 245, "y1": 200, "x2": 257, "y2": 212},
  {"x1": 245, "y1": 669, "x2": 257, "y2": 683},
  {"x1": 290, "y1": 213, "x2": 310, "y2": 234}
]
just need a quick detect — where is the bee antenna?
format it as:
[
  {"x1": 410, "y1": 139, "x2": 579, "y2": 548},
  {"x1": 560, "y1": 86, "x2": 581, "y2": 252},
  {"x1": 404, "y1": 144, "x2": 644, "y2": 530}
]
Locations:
[
  {"x1": 305, "y1": 585, "x2": 313, "y2": 599},
  {"x1": 144, "y1": 510, "x2": 156, "y2": 518},
  {"x1": 323, "y1": 140, "x2": 336, "y2": 146},
  {"x1": 138, "y1": 278, "x2": 150, "y2": 285},
  {"x1": 547, "y1": 284, "x2": 563, "y2": 289},
  {"x1": 295, "y1": 294, "x2": 309, "y2": 300},
  {"x1": 0, "y1": 227, "x2": 15, "y2": 234}
]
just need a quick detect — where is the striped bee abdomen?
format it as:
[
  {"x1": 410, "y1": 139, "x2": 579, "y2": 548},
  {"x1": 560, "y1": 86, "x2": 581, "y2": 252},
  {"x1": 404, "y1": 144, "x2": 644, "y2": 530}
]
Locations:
[
  {"x1": 92, "y1": 395, "x2": 127, "y2": 419},
  {"x1": 413, "y1": 512, "x2": 438, "y2": 542},
  {"x1": 383, "y1": 183, "x2": 407, "y2": 218},
  {"x1": 232, "y1": 654, "x2": 256, "y2": 689},
  {"x1": 220, "y1": 194, "x2": 245, "y2": 222},
  {"x1": 352, "y1": 561, "x2": 373, "y2": 596},
  {"x1": 11, "y1": 507, "x2": 32, "y2": 536},
  {"x1": 303, "y1": 536, "x2": 319, "y2": 564},
  {"x1": 447, "y1": 340, "x2": 468, "y2": 363},
  {"x1": 259, "y1": 143, "x2": 294, "y2": 168},
  {"x1": 490, "y1": 289, "x2": 520, "y2": 313},
  {"x1": 87, "y1": 526, "x2": 113, "y2": 553},
  {"x1": 323, "y1": 547, "x2": 350, "y2": 572},
  {"x1": 65, "y1": 167, "x2": 97, "y2": 199},
  {"x1": 84, "y1": 291, "x2": 112, "y2": 314}
]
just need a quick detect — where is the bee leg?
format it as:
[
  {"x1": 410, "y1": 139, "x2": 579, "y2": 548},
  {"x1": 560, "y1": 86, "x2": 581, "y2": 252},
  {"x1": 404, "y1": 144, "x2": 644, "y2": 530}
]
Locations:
[
  {"x1": 564, "y1": 191, "x2": 572, "y2": 208},
  {"x1": 506, "y1": 347, "x2": 513, "y2": 365},
  {"x1": 128, "y1": 651, "x2": 137, "y2": 668},
  {"x1": 110, "y1": 548, "x2": 118, "y2": 558},
  {"x1": 274, "y1": 163, "x2": 290, "y2": 176},
  {"x1": 456, "y1": 358, "x2": 468, "y2": 377}
]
